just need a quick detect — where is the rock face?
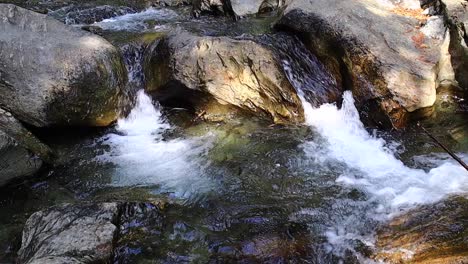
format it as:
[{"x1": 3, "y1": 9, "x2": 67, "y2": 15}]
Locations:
[
  {"x1": 17, "y1": 203, "x2": 119, "y2": 264},
  {"x1": 276, "y1": 0, "x2": 453, "y2": 127},
  {"x1": 374, "y1": 196, "x2": 468, "y2": 263},
  {"x1": 145, "y1": 31, "x2": 304, "y2": 124},
  {"x1": 0, "y1": 4, "x2": 127, "y2": 128}
]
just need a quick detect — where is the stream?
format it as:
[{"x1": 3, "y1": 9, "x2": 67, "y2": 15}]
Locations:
[{"x1": 0, "y1": 6, "x2": 467, "y2": 264}]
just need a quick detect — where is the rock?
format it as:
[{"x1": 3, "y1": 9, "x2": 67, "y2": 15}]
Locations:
[
  {"x1": 0, "y1": 133, "x2": 42, "y2": 187},
  {"x1": 17, "y1": 202, "x2": 166, "y2": 264},
  {"x1": 444, "y1": 0, "x2": 468, "y2": 90},
  {"x1": 0, "y1": 108, "x2": 54, "y2": 186},
  {"x1": 276, "y1": 0, "x2": 454, "y2": 127},
  {"x1": 374, "y1": 196, "x2": 468, "y2": 263},
  {"x1": 230, "y1": 0, "x2": 264, "y2": 17},
  {"x1": 192, "y1": 0, "x2": 230, "y2": 17},
  {"x1": 145, "y1": 31, "x2": 304, "y2": 124},
  {"x1": 49, "y1": 5, "x2": 136, "y2": 24},
  {"x1": 0, "y1": 4, "x2": 127, "y2": 128},
  {"x1": 192, "y1": 0, "x2": 284, "y2": 17},
  {"x1": 17, "y1": 203, "x2": 119, "y2": 264},
  {"x1": 154, "y1": 0, "x2": 192, "y2": 7}
]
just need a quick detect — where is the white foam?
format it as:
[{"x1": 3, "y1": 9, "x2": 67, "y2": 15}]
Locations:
[
  {"x1": 98, "y1": 90, "x2": 214, "y2": 198},
  {"x1": 300, "y1": 91, "x2": 468, "y2": 259},
  {"x1": 303, "y1": 91, "x2": 468, "y2": 210},
  {"x1": 94, "y1": 8, "x2": 178, "y2": 31}
]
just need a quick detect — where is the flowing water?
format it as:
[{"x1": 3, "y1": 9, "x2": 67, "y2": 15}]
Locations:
[{"x1": 0, "y1": 7, "x2": 467, "y2": 264}]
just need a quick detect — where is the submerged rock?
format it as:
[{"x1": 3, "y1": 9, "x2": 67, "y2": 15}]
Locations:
[
  {"x1": 145, "y1": 31, "x2": 304, "y2": 124},
  {"x1": 18, "y1": 203, "x2": 119, "y2": 264},
  {"x1": 276, "y1": 0, "x2": 454, "y2": 127},
  {"x1": 374, "y1": 196, "x2": 468, "y2": 263},
  {"x1": 0, "y1": 4, "x2": 127, "y2": 128}
]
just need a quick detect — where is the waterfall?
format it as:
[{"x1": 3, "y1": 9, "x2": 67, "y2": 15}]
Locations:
[{"x1": 299, "y1": 91, "x2": 468, "y2": 259}]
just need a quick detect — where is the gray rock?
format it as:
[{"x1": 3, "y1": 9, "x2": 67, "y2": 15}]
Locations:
[
  {"x1": 0, "y1": 108, "x2": 54, "y2": 186},
  {"x1": 17, "y1": 203, "x2": 119, "y2": 264},
  {"x1": 145, "y1": 31, "x2": 304, "y2": 124},
  {"x1": 0, "y1": 4, "x2": 127, "y2": 128},
  {"x1": 192, "y1": 0, "x2": 228, "y2": 16},
  {"x1": 276, "y1": 0, "x2": 454, "y2": 127},
  {"x1": 0, "y1": 133, "x2": 42, "y2": 187}
]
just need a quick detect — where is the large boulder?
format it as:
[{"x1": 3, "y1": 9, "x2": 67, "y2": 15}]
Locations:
[
  {"x1": 145, "y1": 31, "x2": 304, "y2": 124},
  {"x1": 374, "y1": 196, "x2": 468, "y2": 263},
  {"x1": 17, "y1": 203, "x2": 120, "y2": 264},
  {"x1": 0, "y1": 4, "x2": 127, "y2": 128},
  {"x1": 276, "y1": 0, "x2": 453, "y2": 127}
]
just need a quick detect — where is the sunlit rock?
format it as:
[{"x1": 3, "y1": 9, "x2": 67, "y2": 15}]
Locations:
[
  {"x1": 145, "y1": 30, "x2": 304, "y2": 124},
  {"x1": 374, "y1": 196, "x2": 468, "y2": 263},
  {"x1": 276, "y1": 0, "x2": 456, "y2": 127},
  {"x1": 0, "y1": 4, "x2": 127, "y2": 127}
]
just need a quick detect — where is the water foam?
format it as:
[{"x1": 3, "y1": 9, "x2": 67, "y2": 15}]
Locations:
[
  {"x1": 99, "y1": 90, "x2": 213, "y2": 198},
  {"x1": 300, "y1": 91, "x2": 468, "y2": 260},
  {"x1": 94, "y1": 8, "x2": 178, "y2": 31},
  {"x1": 303, "y1": 91, "x2": 468, "y2": 210}
]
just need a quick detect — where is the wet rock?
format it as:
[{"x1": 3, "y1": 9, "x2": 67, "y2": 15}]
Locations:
[
  {"x1": 145, "y1": 31, "x2": 304, "y2": 124},
  {"x1": 276, "y1": 0, "x2": 454, "y2": 127},
  {"x1": 114, "y1": 202, "x2": 165, "y2": 263},
  {"x1": 49, "y1": 5, "x2": 136, "y2": 25},
  {"x1": 374, "y1": 196, "x2": 468, "y2": 263},
  {"x1": 0, "y1": 4, "x2": 127, "y2": 128},
  {"x1": 17, "y1": 203, "x2": 119, "y2": 264}
]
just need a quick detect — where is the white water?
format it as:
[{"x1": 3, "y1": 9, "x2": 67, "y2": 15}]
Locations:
[
  {"x1": 99, "y1": 90, "x2": 213, "y2": 198},
  {"x1": 300, "y1": 91, "x2": 468, "y2": 258},
  {"x1": 94, "y1": 8, "x2": 178, "y2": 31}
]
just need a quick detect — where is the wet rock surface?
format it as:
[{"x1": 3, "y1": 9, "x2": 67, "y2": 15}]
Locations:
[
  {"x1": 374, "y1": 196, "x2": 468, "y2": 264},
  {"x1": 145, "y1": 30, "x2": 305, "y2": 124},
  {"x1": 276, "y1": 0, "x2": 452, "y2": 127},
  {"x1": 18, "y1": 203, "x2": 119, "y2": 264},
  {"x1": 0, "y1": 4, "x2": 127, "y2": 127},
  {"x1": 17, "y1": 202, "x2": 166, "y2": 264}
]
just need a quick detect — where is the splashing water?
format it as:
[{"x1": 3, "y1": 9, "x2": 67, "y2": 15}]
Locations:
[
  {"x1": 299, "y1": 91, "x2": 468, "y2": 258},
  {"x1": 94, "y1": 8, "x2": 178, "y2": 31},
  {"x1": 99, "y1": 90, "x2": 214, "y2": 199}
]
